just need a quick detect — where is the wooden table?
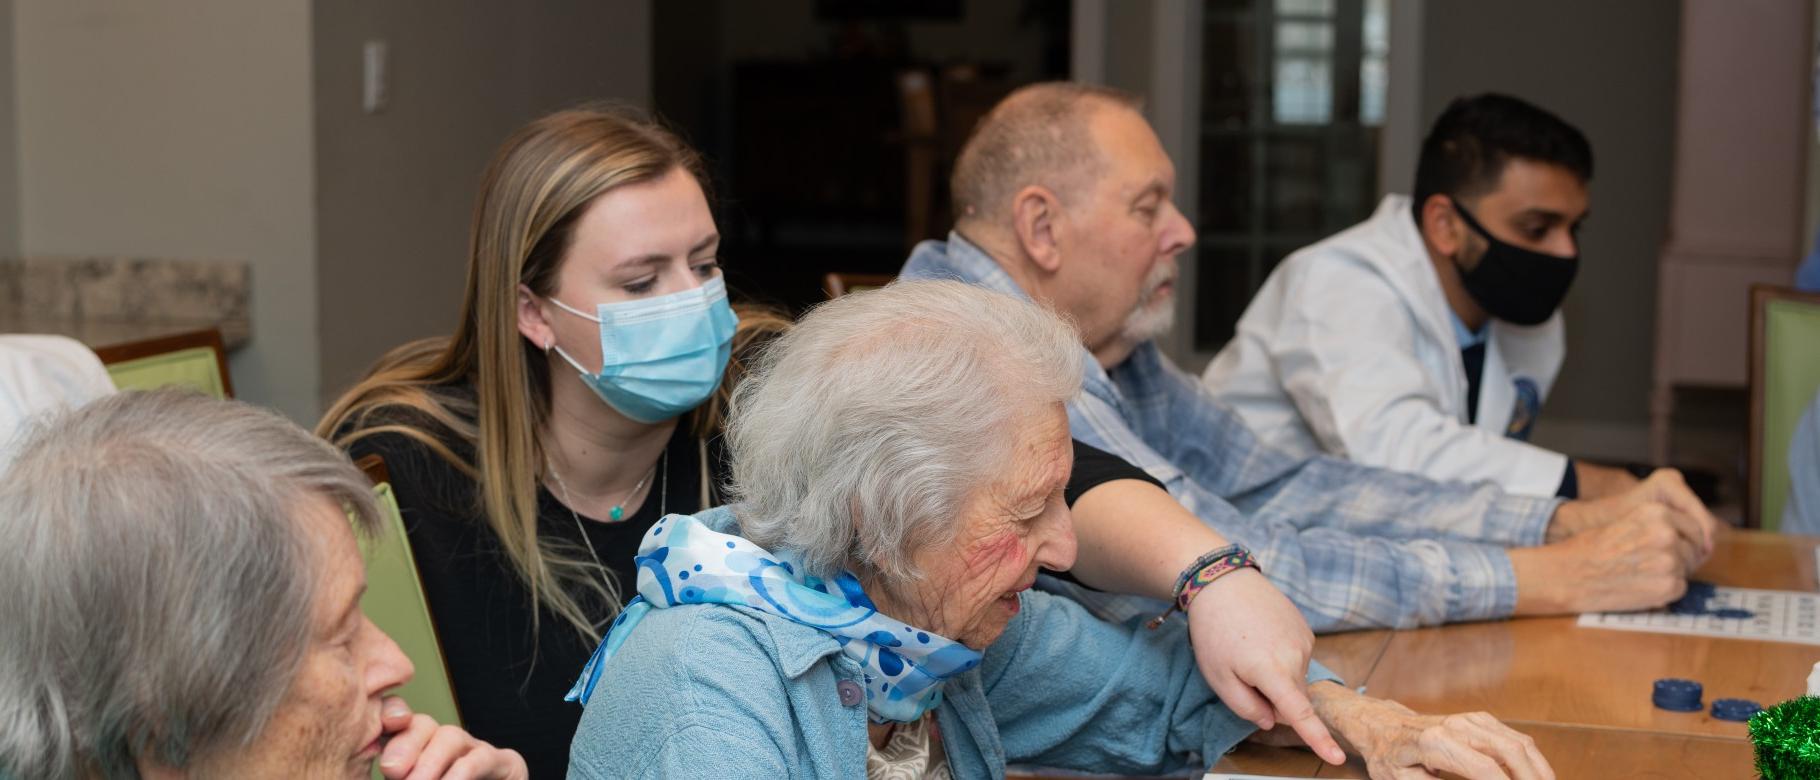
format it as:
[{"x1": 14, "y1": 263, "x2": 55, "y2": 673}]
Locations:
[
  {"x1": 1215, "y1": 530, "x2": 1818, "y2": 779},
  {"x1": 1214, "y1": 721, "x2": 1758, "y2": 778}
]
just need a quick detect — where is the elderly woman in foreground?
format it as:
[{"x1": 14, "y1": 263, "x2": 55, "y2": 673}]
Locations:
[
  {"x1": 0, "y1": 390, "x2": 524, "y2": 780},
  {"x1": 565, "y1": 281, "x2": 1553, "y2": 780}
]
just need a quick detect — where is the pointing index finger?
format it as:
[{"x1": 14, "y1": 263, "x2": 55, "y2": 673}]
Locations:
[{"x1": 1258, "y1": 675, "x2": 1342, "y2": 765}]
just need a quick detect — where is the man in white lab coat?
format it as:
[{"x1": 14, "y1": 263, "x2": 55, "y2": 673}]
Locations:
[{"x1": 1204, "y1": 93, "x2": 1638, "y2": 499}]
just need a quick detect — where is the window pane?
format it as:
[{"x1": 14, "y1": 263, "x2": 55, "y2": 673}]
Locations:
[
  {"x1": 1273, "y1": 0, "x2": 1334, "y2": 17},
  {"x1": 1197, "y1": 0, "x2": 1387, "y2": 351},
  {"x1": 1275, "y1": 20, "x2": 1333, "y2": 51},
  {"x1": 1273, "y1": 57, "x2": 1331, "y2": 124},
  {"x1": 1363, "y1": 0, "x2": 1389, "y2": 52},
  {"x1": 1360, "y1": 56, "x2": 1386, "y2": 125}
]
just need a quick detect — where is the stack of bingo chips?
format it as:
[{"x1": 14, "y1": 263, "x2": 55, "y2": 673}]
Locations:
[{"x1": 1651, "y1": 678, "x2": 1702, "y2": 711}]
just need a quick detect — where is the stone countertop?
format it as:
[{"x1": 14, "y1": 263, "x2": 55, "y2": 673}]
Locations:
[{"x1": 0, "y1": 256, "x2": 250, "y2": 351}]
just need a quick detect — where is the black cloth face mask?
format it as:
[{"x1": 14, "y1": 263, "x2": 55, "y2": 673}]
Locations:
[{"x1": 1449, "y1": 197, "x2": 1578, "y2": 326}]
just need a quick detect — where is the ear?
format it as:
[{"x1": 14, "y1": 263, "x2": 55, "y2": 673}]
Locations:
[
  {"x1": 516, "y1": 283, "x2": 556, "y2": 352},
  {"x1": 1419, "y1": 193, "x2": 1467, "y2": 258},
  {"x1": 1010, "y1": 185, "x2": 1065, "y2": 273}
]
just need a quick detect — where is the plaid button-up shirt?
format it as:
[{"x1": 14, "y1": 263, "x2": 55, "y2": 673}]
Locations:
[{"x1": 901, "y1": 233, "x2": 1562, "y2": 632}]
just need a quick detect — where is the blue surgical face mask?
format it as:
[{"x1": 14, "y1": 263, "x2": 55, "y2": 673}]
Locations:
[{"x1": 546, "y1": 276, "x2": 738, "y2": 424}]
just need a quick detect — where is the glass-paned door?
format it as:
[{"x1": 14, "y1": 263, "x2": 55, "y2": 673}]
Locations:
[{"x1": 1195, "y1": 0, "x2": 1389, "y2": 350}]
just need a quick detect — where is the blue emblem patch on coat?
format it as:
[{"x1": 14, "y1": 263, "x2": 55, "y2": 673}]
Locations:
[{"x1": 1507, "y1": 377, "x2": 1541, "y2": 441}]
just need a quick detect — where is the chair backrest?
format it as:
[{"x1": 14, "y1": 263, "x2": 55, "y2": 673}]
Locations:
[
  {"x1": 94, "y1": 327, "x2": 233, "y2": 398},
  {"x1": 823, "y1": 272, "x2": 896, "y2": 299},
  {"x1": 1748, "y1": 285, "x2": 1820, "y2": 529},
  {"x1": 353, "y1": 454, "x2": 462, "y2": 728}
]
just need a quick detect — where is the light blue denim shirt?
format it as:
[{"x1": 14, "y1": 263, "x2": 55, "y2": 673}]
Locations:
[
  {"x1": 1450, "y1": 310, "x2": 1490, "y2": 349},
  {"x1": 901, "y1": 234, "x2": 1561, "y2": 632},
  {"x1": 566, "y1": 506, "x2": 1341, "y2": 779}
]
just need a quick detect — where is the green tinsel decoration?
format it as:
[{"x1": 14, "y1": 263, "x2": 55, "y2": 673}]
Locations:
[{"x1": 1751, "y1": 695, "x2": 1820, "y2": 779}]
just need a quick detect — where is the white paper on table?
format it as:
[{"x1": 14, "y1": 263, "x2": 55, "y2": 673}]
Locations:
[
  {"x1": 1204, "y1": 775, "x2": 1321, "y2": 780},
  {"x1": 1577, "y1": 586, "x2": 1820, "y2": 645}
]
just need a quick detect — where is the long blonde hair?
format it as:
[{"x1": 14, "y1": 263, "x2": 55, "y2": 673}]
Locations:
[{"x1": 318, "y1": 105, "x2": 789, "y2": 642}]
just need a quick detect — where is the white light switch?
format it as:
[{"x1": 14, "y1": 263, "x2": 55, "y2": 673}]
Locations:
[{"x1": 363, "y1": 39, "x2": 389, "y2": 114}]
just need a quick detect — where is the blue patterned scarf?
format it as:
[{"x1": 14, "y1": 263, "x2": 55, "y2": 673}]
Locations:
[{"x1": 566, "y1": 513, "x2": 983, "y2": 723}]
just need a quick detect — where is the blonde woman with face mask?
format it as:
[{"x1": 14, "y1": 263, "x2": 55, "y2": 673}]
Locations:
[{"x1": 319, "y1": 106, "x2": 791, "y2": 776}]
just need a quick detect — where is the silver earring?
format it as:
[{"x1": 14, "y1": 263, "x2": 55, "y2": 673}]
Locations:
[{"x1": 544, "y1": 337, "x2": 553, "y2": 353}]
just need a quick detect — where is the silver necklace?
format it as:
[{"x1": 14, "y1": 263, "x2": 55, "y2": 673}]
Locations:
[{"x1": 550, "y1": 450, "x2": 668, "y2": 574}]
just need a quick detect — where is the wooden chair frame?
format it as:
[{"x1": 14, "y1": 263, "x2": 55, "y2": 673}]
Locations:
[
  {"x1": 355, "y1": 452, "x2": 391, "y2": 487},
  {"x1": 93, "y1": 326, "x2": 234, "y2": 398},
  {"x1": 822, "y1": 272, "x2": 897, "y2": 299}
]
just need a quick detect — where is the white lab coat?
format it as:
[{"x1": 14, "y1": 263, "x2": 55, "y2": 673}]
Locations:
[{"x1": 1202, "y1": 194, "x2": 1569, "y2": 497}]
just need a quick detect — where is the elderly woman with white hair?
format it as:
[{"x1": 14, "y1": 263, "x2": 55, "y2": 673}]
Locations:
[
  {"x1": 565, "y1": 281, "x2": 1554, "y2": 780},
  {"x1": 0, "y1": 390, "x2": 525, "y2": 780}
]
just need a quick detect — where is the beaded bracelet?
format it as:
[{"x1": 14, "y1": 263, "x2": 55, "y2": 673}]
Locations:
[{"x1": 1145, "y1": 545, "x2": 1261, "y2": 629}]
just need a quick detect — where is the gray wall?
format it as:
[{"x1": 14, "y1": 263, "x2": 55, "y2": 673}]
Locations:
[
  {"x1": 0, "y1": 0, "x2": 17, "y2": 257},
  {"x1": 1417, "y1": 0, "x2": 1681, "y2": 435},
  {"x1": 15, "y1": 0, "x2": 319, "y2": 421},
  {"x1": 312, "y1": 1, "x2": 652, "y2": 405}
]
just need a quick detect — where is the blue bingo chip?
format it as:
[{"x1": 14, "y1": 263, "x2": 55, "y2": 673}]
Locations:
[
  {"x1": 1711, "y1": 698, "x2": 1762, "y2": 721},
  {"x1": 1665, "y1": 581, "x2": 1745, "y2": 618},
  {"x1": 1652, "y1": 678, "x2": 1703, "y2": 711},
  {"x1": 1668, "y1": 598, "x2": 1706, "y2": 615}
]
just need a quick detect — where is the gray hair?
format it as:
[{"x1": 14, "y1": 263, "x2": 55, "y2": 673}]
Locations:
[
  {"x1": 0, "y1": 389, "x2": 382, "y2": 779},
  {"x1": 950, "y1": 81, "x2": 1140, "y2": 224},
  {"x1": 726, "y1": 280, "x2": 1084, "y2": 588}
]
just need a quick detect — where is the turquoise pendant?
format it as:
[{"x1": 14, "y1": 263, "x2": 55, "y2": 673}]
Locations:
[{"x1": 609, "y1": 505, "x2": 625, "y2": 522}]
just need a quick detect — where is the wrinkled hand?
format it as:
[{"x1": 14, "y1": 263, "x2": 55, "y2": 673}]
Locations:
[
  {"x1": 1187, "y1": 569, "x2": 1344, "y2": 765},
  {"x1": 1317, "y1": 688, "x2": 1554, "y2": 780},
  {"x1": 378, "y1": 696, "x2": 528, "y2": 780},
  {"x1": 1548, "y1": 469, "x2": 1718, "y2": 561},
  {"x1": 1545, "y1": 502, "x2": 1698, "y2": 613},
  {"x1": 1361, "y1": 709, "x2": 1554, "y2": 780}
]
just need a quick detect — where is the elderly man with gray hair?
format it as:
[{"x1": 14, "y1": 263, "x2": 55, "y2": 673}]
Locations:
[
  {"x1": 901, "y1": 81, "x2": 1721, "y2": 634},
  {"x1": 565, "y1": 280, "x2": 1552, "y2": 780},
  {"x1": 0, "y1": 390, "x2": 525, "y2": 779}
]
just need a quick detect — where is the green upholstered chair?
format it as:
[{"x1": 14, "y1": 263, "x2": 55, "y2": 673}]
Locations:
[
  {"x1": 354, "y1": 454, "x2": 463, "y2": 729},
  {"x1": 1749, "y1": 286, "x2": 1820, "y2": 530},
  {"x1": 96, "y1": 327, "x2": 233, "y2": 399}
]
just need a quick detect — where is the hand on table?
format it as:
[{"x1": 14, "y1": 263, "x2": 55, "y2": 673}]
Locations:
[
  {"x1": 377, "y1": 696, "x2": 527, "y2": 780},
  {"x1": 1187, "y1": 568, "x2": 1345, "y2": 765},
  {"x1": 1309, "y1": 683, "x2": 1555, "y2": 780},
  {"x1": 1547, "y1": 468, "x2": 1718, "y2": 562},
  {"x1": 1515, "y1": 501, "x2": 1699, "y2": 615}
]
